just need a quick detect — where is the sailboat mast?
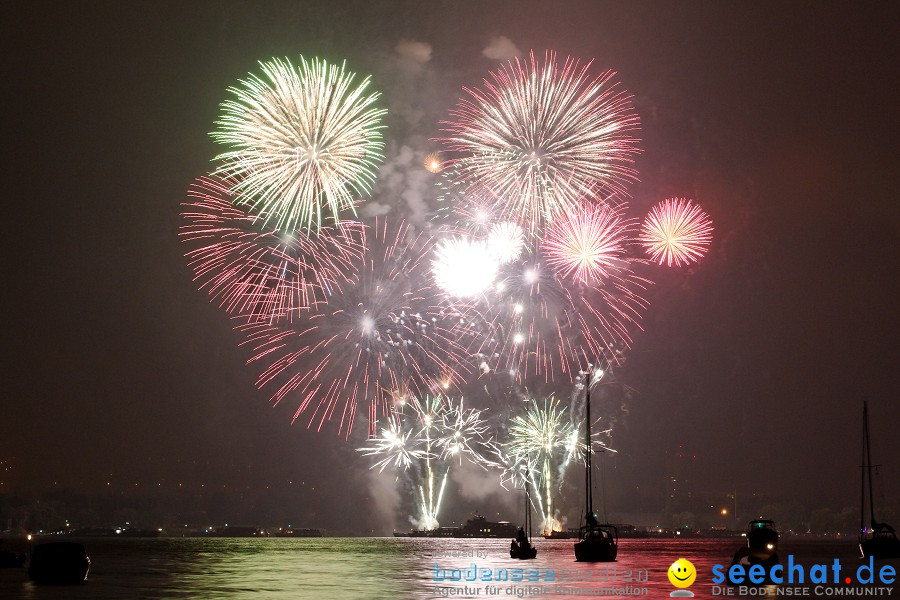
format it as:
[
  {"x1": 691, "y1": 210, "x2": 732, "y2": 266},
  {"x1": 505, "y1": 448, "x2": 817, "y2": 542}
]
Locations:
[
  {"x1": 585, "y1": 367, "x2": 593, "y2": 516},
  {"x1": 861, "y1": 402, "x2": 866, "y2": 535},
  {"x1": 865, "y1": 401, "x2": 876, "y2": 526},
  {"x1": 525, "y1": 480, "x2": 530, "y2": 538}
]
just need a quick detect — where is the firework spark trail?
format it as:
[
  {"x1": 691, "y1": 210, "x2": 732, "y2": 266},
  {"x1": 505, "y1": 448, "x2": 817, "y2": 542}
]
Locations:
[
  {"x1": 179, "y1": 174, "x2": 365, "y2": 322},
  {"x1": 360, "y1": 395, "x2": 497, "y2": 529},
  {"x1": 409, "y1": 395, "x2": 498, "y2": 528},
  {"x1": 358, "y1": 413, "x2": 426, "y2": 472},
  {"x1": 504, "y1": 396, "x2": 577, "y2": 534},
  {"x1": 440, "y1": 51, "x2": 641, "y2": 233},
  {"x1": 212, "y1": 56, "x2": 386, "y2": 234},
  {"x1": 434, "y1": 398, "x2": 499, "y2": 468},
  {"x1": 412, "y1": 394, "x2": 446, "y2": 530},
  {"x1": 237, "y1": 220, "x2": 473, "y2": 436},
  {"x1": 640, "y1": 198, "x2": 713, "y2": 266}
]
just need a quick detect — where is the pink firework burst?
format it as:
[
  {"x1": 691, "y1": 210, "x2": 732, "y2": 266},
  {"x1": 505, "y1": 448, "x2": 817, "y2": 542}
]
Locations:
[
  {"x1": 179, "y1": 174, "x2": 365, "y2": 322},
  {"x1": 640, "y1": 198, "x2": 713, "y2": 267},
  {"x1": 440, "y1": 51, "x2": 641, "y2": 233},
  {"x1": 236, "y1": 220, "x2": 475, "y2": 436},
  {"x1": 543, "y1": 201, "x2": 632, "y2": 285}
]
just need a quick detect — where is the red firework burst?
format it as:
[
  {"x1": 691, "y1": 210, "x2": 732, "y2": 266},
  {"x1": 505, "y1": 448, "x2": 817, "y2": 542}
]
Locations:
[
  {"x1": 236, "y1": 220, "x2": 476, "y2": 436},
  {"x1": 179, "y1": 174, "x2": 365, "y2": 323}
]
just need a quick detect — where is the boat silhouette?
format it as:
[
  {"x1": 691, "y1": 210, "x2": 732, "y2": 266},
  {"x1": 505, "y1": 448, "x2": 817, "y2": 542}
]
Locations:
[
  {"x1": 727, "y1": 519, "x2": 780, "y2": 584},
  {"x1": 573, "y1": 366, "x2": 618, "y2": 562},
  {"x1": 859, "y1": 401, "x2": 900, "y2": 559},
  {"x1": 510, "y1": 471, "x2": 537, "y2": 559},
  {"x1": 28, "y1": 541, "x2": 90, "y2": 585}
]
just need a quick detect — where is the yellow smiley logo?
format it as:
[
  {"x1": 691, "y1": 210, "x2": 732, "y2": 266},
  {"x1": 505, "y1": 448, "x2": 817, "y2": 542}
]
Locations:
[{"x1": 667, "y1": 558, "x2": 696, "y2": 588}]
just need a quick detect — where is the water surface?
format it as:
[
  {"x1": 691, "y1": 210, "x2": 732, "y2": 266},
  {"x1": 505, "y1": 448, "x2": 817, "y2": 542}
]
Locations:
[{"x1": 0, "y1": 537, "x2": 894, "y2": 599}]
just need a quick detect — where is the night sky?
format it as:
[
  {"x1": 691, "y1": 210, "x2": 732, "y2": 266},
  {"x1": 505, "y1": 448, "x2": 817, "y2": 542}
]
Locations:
[{"x1": 5, "y1": 1, "x2": 899, "y2": 533}]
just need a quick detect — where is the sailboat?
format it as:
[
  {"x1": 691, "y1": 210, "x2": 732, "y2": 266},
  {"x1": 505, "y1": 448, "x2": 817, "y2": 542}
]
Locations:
[
  {"x1": 574, "y1": 366, "x2": 618, "y2": 562},
  {"x1": 510, "y1": 477, "x2": 537, "y2": 559},
  {"x1": 859, "y1": 401, "x2": 900, "y2": 559}
]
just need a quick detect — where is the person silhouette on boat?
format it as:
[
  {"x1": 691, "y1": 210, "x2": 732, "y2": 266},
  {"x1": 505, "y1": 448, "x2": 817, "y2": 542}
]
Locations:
[{"x1": 512, "y1": 527, "x2": 531, "y2": 552}]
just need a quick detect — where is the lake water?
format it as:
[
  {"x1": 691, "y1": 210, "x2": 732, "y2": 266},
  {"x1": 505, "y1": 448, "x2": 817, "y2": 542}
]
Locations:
[{"x1": 0, "y1": 537, "x2": 896, "y2": 599}]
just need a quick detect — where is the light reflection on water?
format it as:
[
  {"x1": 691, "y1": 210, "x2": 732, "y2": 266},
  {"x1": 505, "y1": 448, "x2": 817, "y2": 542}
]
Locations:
[{"x1": 0, "y1": 537, "x2": 893, "y2": 599}]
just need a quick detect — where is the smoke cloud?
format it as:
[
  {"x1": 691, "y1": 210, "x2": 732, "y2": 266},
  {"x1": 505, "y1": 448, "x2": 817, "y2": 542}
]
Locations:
[
  {"x1": 374, "y1": 144, "x2": 433, "y2": 223},
  {"x1": 395, "y1": 39, "x2": 432, "y2": 64},
  {"x1": 482, "y1": 36, "x2": 521, "y2": 61},
  {"x1": 367, "y1": 470, "x2": 401, "y2": 533}
]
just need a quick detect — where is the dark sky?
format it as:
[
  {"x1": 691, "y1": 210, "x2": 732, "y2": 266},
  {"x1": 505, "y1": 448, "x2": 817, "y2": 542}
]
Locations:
[{"x1": 4, "y1": 1, "x2": 899, "y2": 532}]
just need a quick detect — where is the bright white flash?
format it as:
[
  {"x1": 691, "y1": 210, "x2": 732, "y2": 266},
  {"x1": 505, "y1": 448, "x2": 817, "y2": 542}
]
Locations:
[
  {"x1": 487, "y1": 222, "x2": 525, "y2": 264},
  {"x1": 433, "y1": 237, "x2": 499, "y2": 298}
]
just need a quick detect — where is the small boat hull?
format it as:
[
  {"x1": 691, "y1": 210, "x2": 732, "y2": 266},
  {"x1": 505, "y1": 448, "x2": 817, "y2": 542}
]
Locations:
[
  {"x1": 860, "y1": 535, "x2": 900, "y2": 559},
  {"x1": 574, "y1": 525, "x2": 618, "y2": 562},
  {"x1": 28, "y1": 542, "x2": 90, "y2": 585},
  {"x1": 574, "y1": 539, "x2": 617, "y2": 562},
  {"x1": 510, "y1": 545, "x2": 537, "y2": 560}
]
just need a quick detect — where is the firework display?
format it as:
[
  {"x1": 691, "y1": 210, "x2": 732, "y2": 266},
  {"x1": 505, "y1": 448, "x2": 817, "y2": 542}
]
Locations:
[
  {"x1": 179, "y1": 174, "x2": 365, "y2": 322},
  {"x1": 183, "y1": 48, "x2": 713, "y2": 529},
  {"x1": 212, "y1": 56, "x2": 386, "y2": 234},
  {"x1": 237, "y1": 220, "x2": 472, "y2": 436},
  {"x1": 543, "y1": 200, "x2": 633, "y2": 285},
  {"x1": 360, "y1": 395, "x2": 496, "y2": 529},
  {"x1": 504, "y1": 396, "x2": 578, "y2": 534},
  {"x1": 460, "y1": 238, "x2": 650, "y2": 384},
  {"x1": 640, "y1": 197, "x2": 714, "y2": 266},
  {"x1": 359, "y1": 413, "x2": 425, "y2": 472},
  {"x1": 433, "y1": 190, "x2": 647, "y2": 383},
  {"x1": 440, "y1": 51, "x2": 641, "y2": 233}
]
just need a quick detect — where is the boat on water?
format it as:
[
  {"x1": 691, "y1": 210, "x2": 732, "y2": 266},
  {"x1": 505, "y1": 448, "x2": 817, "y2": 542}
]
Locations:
[
  {"x1": 509, "y1": 480, "x2": 537, "y2": 559},
  {"x1": 573, "y1": 366, "x2": 618, "y2": 562},
  {"x1": 393, "y1": 527, "x2": 455, "y2": 538},
  {"x1": 393, "y1": 514, "x2": 518, "y2": 538},
  {"x1": 28, "y1": 541, "x2": 90, "y2": 584},
  {"x1": 455, "y1": 514, "x2": 518, "y2": 538},
  {"x1": 727, "y1": 519, "x2": 780, "y2": 583},
  {"x1": 747, "y1": 520, "x2": 778, "y2": 558},
  {"x1": 859, "y1": 401, "x2": 900, "y2": 559},
  {"x1": 543, "y1": 529, "x2": 577, "y2": 539}
]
